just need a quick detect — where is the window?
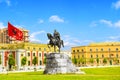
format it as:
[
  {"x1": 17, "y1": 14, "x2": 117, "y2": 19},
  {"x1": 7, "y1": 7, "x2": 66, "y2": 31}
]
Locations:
[
  {"x1": 91, "y1": 55, "x2": 93, "y2": 58},
  {"x1": 28, "y1": 52, "x2": 30, "y2": 56},
  {"x1": 28, "y1": 61, "x2": 30, "y2": 66},
  {"x1": 96, "y1": 54, "x2": 98, "y2": 58},
  {"x1": 77, "y1": 50, "x2": 79, "y2": 52},
  {"x1": 102, "y1": 54, "x2": 104, "y2": 58},
  {"x1": 101, "y1": 48, "x2": 103, "y2": 51},
  {"x1": 6, "y1": 36, "x2": 9, "y2": 39},
  {"x1": 96, "y1": 49, "x2": 98, "y2": 52},
  {"x1": 39, "y1": 48, "x2": 41, "y2": 51},
  {"x1": 116, "y1": 48, "x2": 118, "y2": 51},
  {"x1": 90, "y1": 49, "x2": 92, "y2": 52},
  {"x1": 39, "y1": 53, "x2": 41, "y2": 57},
  {"x1": 33, "y1": 48, "x2": 36, "y2": 50},
  {"x1": 33, "y1": 53, "x2": 35, "y2": 56},
  {"x1": 82, "y1": 49, "x2": 84, "y2": 52},
  {"x1": 21, "y1": 54, "x2": 23, "y2": 56},
  {"x1": 44, "y1": 53, "x2": 46, "y2": 57},
  {"x1": 44, "y1": 48, "x2": 46, "y2": 51},
  {"x1": 108, "y1": 48, "x2": 111, "y2": 51},
  {"x1": 40, "y1": 60, "x2": 42, "y2": 65},
  {"x1": 73, "y1": 50, "x2": 75, "y2": 52}
]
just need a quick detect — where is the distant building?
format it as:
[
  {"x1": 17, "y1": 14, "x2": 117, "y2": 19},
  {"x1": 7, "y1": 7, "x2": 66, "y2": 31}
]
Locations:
[
  {"x1": 0, "y1": 28, "x2": 29, "y2": 43},
  {"x1": 72, "y1": 42, "x2": 120, "y2": 66}
]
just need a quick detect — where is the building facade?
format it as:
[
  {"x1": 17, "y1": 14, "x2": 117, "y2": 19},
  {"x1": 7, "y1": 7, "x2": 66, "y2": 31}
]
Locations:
[
  {"x1": 0, "y1": 28, "x2": 29, "y2": 43},
  {"x1": 0, "y1": 43, "x2": 55, "y2": 70},
  {"x1": 72, "y1": 42, "x2": 120, "y2": 66}
]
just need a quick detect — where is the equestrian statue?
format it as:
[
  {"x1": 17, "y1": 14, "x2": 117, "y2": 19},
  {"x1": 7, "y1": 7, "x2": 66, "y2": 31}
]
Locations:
[{"x1": 47, "y1": 30, "x2": 64, "y2": 53}]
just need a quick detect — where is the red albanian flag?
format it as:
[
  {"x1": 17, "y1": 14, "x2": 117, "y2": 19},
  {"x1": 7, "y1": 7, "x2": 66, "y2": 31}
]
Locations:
[{"x1": 8, "y1": 22, "x2": 23, "y2": 41}]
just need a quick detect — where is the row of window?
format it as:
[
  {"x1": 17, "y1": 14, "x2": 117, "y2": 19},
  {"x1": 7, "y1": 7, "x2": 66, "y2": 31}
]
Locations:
[
  {"x1": 21, "y1": 53, "x2": 47, "y2": 57},
  {"x1": 73, "y1": 48, "x2": 119, "y2": 53},
  {"x1": 27, "y1": 47, "x2": 47, "y2": 51},
  {"x1": 27, "y1": 60, "x2": 42, "y2": 66},
  {"x1": 74, "y1": 54, "x2": 119, "y2": 58}
]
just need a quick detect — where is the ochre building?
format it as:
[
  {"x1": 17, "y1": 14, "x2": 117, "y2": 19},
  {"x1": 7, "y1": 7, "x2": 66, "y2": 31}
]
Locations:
[
  {"x1": 72, "y1": 42, "x2": 120, "y2": 66},
  {"x1": 0, "y1": 43, "x2": 55, "y2": 70}
]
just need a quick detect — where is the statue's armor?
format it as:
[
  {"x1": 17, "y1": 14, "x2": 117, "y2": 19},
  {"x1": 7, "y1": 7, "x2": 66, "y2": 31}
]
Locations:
[{"x1": 54, "y1": 30, "x2": 60, "y2": 41}]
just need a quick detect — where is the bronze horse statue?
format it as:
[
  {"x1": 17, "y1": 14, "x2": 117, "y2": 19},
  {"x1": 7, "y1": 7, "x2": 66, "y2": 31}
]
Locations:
[{"x1": 47, "y1": 33, "x2": 64, "y2": 53}]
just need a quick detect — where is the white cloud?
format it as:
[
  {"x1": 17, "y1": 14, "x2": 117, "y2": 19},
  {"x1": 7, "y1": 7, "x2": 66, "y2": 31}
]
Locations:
[
  {"x1": 62, "y1": 35, "x2": 93, "y2": 50},
  {"x1": 15, "y1": 25, "x2": 25, "y2": 29},
  {"x1": 90, "y1": 21, "x2": 97, "y2": 27},
  {"x1": 112, "y1": 0, "x2": 120, "y2": 10},
  {"x1": 6, "y1": 0, "x2": 11, "y2": 6},
  {"x1": 108, "y1": 36, "x2": 120, "y2": 41},
  {"x1": 30, "y1": 30, "x2": 46, "y2": 43},
  {"x1": 100, "y1": 19, "x2": 113, "y2": 26},
  {"x1": 114, "y1": 20, "x2": 120, "y2": 28},
  {"x1": 0, "y1": 0, "x2": 11, "y2": 6},
  {"x1": 0, "y1": 22, "x2": 6, "y2": 29},
  {"x1": 49, "y1": 15, "x2": 64, "y2": 23},
  {"x1": 90, "y1": 19, "x2": 120, "y2": 28},
  {"x1": 38, "y1": 19, "x2": 44, "y2": 24}
]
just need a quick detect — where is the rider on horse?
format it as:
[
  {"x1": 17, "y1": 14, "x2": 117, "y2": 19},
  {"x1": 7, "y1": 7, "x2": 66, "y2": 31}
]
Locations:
[
  {"x1": 53, "y1": 29, "x2": 61, "y2": 41},
  {"x1": 47, "y1": 30, "x2": 64, "y2": 53}
]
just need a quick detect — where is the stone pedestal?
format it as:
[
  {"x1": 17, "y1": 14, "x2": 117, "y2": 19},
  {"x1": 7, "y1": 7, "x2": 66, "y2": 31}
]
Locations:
[{"x1": 44, "y1": 53, "x2": 85, "y2": 74}]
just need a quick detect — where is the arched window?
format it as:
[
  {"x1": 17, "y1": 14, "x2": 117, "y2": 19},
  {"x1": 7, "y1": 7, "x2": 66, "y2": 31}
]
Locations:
[
  {"x1": 102, "y1": 54, "x2": 104, "y2": 58},
  {"x1": 96, "y1": 54, "x2": 98, "y2": 58},
  {"x1": 28, "y1": 52, "x2": 30, "y2": 56},
  {"x1": 101, "y1": 48, "x2": 103, "y2": 51},
  {"x1": 96, "y1": 49, "x2": 98, "y2": 52},
  {"x1": 33, "y1": 53, "x2": 35, "y2": 56},
  {"x1": 40, "y1": 60, "x2": 42, "y2": 65},
  {"x1": 108, "y1": 48, "x2": 111, "y2": 51},
  {"x1": 90, "y1": 49, "x2": 92, "y2": 52},
  {"x1": 116, "y1": 48, "x2": 118, "y2": 51},
  {"x1": 91, "y1": 55, "x2": 93, "y2": 58}
]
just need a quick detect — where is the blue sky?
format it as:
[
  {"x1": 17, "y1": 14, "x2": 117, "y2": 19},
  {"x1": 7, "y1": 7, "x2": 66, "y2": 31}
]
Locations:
[{"x1": 0, "y1": 0, "x2": 120, "y2": 50}]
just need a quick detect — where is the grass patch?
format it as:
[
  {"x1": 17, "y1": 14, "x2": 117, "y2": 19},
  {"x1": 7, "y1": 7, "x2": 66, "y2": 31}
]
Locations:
[{"x1": 0, "y1": 67, "x2": 120, "y2": 80}]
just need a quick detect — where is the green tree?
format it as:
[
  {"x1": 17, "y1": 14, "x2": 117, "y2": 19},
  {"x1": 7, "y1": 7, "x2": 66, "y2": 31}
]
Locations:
[
  {"x1": 0, "y1": 54, "x2": 1, "y2": 64},
  {"x1": 96, "y1": 58, "x2": 99, "y2": 66},
  {"x1": 43, "y1": 57, "x2": 46, "y2": 65},
  {"x1": 8, "y1": 54, "x2": 15, "y2": 71},
  {"x1": 32, "y1": 57, "x2": 38, "y2": 71},
  {"x1": 103, "y1": 58, "x2": 107, "y2": 65},
  {"x1": 72, "y1": 58, "x2": 78, "y2": 65},
  {"x1": 32, "y1": 57, "x2": 38, "y2": 65},
  {"x1": 113, "y1": 58, "x2": 119, "y2": 65},
  {"x1": 21, "y1": 57, "x2": 27, "y2": 66},
  {"x1": 90, "y1": 58, "x2": 94, "y2": 66},
  {"x1": 79, "y1": 58, "x2": 86, "y2": 66},
  {"x1": 21, "y1": 57, "x2": 27, "y2": 70}
]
